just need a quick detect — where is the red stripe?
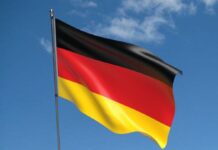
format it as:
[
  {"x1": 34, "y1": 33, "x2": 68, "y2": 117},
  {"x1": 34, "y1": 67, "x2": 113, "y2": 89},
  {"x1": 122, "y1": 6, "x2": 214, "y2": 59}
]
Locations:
[{"x1": 57, "y1": 47, "x2": 175, "y2": 126}]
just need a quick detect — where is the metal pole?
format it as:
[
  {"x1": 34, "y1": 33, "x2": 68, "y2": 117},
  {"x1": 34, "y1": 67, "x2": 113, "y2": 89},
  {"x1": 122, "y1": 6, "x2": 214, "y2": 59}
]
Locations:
[{"x1": 50, "y1": 9, "x2": 61, "y2": 150}]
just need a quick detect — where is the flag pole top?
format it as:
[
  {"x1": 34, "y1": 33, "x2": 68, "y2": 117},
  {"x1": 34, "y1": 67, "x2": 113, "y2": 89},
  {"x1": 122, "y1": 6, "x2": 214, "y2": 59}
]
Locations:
[{"x1": 50, "y1": 9, "x2": 54, "y2": 18}]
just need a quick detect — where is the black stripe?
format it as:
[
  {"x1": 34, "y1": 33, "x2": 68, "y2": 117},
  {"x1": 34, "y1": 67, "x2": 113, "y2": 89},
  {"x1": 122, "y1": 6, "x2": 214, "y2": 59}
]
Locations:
[{"x1": 55, "y1": 19, "x2": 181, "y2": 86}]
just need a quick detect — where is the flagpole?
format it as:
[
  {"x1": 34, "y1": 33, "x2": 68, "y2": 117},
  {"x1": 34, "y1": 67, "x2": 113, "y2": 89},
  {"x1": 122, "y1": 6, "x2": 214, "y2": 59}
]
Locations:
[{"x1": 50, "y1": 9, "x2": 61, "y2": 150}]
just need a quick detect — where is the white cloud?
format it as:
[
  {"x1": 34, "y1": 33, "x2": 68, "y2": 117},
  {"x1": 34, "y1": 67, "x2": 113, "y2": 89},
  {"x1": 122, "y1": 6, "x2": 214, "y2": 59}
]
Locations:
[
  {"x1": 70, "y1": 0, "x2": 97, "y2": 8},
  {"x1": 68, "y1": 10, "x2": 87, "y2": 17},
  {"x1": 97, "y1": 0, "x2": 196, "y2": 43},
  {"x1": 100, "y1": 15, "x2": 170, "y2": 43},
  {"x1": 66, "y1": 0, "x2": 216, "y2": 43},
  {"x1": 202, "y1": 0, "x2": 218, "y2": 6},
  {"x1": 120, "y1": 0, "x2": 186, "y2": 14},
  {"x1": 202, "y1": 0, "x2": 218, "y2": 13},
  {"x1": 102, "y1": 18, "x2": 140, "y2": 40},
  {"x1": 40, "y1": 38, "x2": 52, "y2": 53},
  {"x1": 83, "y1": 1, "x2": 97, "y2": 8},
  {"x1": 188, "y1": 2, "x2": 197, "y2": 15}
]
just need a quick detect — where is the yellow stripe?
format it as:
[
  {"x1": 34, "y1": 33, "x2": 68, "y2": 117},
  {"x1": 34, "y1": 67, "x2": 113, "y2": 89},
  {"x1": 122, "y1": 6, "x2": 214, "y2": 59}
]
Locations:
[{"x1": 58, "y1": 77, "x2": 170, "y2": 149}]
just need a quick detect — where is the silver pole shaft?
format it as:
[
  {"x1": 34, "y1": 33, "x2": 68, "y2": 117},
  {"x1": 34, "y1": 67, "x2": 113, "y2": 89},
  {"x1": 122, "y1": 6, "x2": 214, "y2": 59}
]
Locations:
[{"x1": 50, "y1": 9, "x2": 61, "y2": 150}]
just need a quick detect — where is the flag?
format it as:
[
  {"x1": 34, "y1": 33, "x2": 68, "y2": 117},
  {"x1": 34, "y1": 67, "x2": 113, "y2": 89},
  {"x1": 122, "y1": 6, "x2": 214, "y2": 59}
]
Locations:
[{"x1": 55, "y1": 18, "x2": 181, "y2": 149}]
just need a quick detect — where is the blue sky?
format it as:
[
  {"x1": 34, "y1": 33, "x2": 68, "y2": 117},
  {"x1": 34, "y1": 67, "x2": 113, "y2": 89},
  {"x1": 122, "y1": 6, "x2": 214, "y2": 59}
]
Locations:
[{"x1": 1, "y1": 0, "x2": 218, "y2": 150}]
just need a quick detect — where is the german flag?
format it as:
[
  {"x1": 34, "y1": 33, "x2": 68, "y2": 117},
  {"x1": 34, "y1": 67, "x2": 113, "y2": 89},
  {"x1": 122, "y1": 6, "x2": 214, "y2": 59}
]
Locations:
[{"x1": 55, "y1": 19, "x2": 181, "y2": 149}]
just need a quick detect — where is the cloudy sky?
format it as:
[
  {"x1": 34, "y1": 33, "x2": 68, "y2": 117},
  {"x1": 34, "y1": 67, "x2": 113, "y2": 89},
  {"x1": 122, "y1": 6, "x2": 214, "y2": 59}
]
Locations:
[{"x1": 1, "y1": 0, "x2": 218, "y2": 150}]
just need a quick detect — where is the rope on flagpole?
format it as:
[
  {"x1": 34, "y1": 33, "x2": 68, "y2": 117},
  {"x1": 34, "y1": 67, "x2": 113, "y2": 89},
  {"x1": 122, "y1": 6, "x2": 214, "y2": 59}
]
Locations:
[{"x1": 50, "y1": 9, "x2": 61, "y2": 150}]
